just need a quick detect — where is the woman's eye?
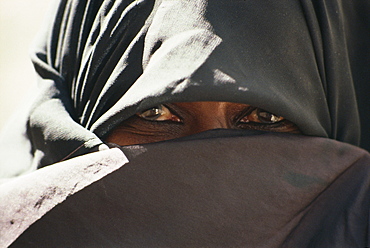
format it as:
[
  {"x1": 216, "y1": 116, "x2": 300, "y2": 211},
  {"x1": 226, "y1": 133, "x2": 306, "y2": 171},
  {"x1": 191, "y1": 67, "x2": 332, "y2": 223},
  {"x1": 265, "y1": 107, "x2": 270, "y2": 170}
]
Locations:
[
  {"x1": 239, "y1": 108, "x2": 284, "y2": 124},
  {"x1": 137, "y1": 105, "x2": 182, "y2": 122}
]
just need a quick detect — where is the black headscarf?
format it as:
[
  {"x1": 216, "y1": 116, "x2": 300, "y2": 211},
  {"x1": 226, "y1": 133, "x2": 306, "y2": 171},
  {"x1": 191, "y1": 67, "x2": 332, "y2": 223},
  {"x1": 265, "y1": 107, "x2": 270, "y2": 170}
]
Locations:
[
  {"x1": 1, "y1": 1, "x2": 370, "y2": 246},
  {"x1": 0, "y1": 0, "x2": 369, "y2": 175}
]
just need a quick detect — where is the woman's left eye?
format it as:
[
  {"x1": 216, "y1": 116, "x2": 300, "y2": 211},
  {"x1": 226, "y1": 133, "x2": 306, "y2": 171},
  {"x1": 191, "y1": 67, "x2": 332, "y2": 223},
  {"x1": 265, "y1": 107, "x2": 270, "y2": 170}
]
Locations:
[
  {"x1": 239, "y1": 108, "x2": 284, "y2": 124},
  {"x1": 137, "y1": 105, "x2": 182, "y2": 122}
]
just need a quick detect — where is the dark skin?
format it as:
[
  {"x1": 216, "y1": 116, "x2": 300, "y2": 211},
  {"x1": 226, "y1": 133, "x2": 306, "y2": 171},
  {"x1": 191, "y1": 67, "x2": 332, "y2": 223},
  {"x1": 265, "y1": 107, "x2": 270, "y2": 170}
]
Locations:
[{"x1": 105, "y1": 102, "x2": 300, "y2": 146}]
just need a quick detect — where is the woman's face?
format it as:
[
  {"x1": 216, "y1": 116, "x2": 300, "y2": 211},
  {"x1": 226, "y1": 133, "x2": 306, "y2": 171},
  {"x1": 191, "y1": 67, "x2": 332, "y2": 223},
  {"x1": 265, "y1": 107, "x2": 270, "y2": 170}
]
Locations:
[{"x1": 105, "y1": 102, "x2": 300, "y2": 146}]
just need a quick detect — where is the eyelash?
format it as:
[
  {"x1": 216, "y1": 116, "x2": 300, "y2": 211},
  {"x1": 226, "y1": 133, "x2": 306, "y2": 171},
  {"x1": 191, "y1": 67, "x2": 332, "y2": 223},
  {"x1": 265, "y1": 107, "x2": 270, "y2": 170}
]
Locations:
[
  {"x1": 136, "y1": 105, "x2": 183, "y2": 124},
  {"x1": 236, "y1": 107, "x2": 284, "y2": 125},
  {"x1": 236, "y1": 119, "x2": 287, "y2": 130},
  {"x1": 137, "y1": 105, "x2": 286, "y2": 128}
]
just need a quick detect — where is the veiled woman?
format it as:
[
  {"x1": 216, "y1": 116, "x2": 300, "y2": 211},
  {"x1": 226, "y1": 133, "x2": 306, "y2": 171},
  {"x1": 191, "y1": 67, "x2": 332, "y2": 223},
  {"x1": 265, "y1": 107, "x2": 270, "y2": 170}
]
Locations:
[{"x1": 0, "y1": 0, "x2": 369, "y2": 247}]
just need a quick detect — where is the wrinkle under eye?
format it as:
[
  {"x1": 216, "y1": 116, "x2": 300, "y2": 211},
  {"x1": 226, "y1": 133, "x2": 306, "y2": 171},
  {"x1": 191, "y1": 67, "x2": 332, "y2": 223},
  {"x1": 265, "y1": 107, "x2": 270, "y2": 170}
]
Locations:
[{"x1": 105, "y1": 102, "x2": 301, "y2": 146}]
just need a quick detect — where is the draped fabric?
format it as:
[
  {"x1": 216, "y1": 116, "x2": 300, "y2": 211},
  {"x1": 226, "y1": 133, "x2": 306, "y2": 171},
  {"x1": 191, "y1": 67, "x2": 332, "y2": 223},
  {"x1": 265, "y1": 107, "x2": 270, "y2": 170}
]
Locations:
[
  {"x1": 2, "y1": 132, "x2": 370, "y2": 247},
  {"x1": 0, "y1": 0, "x2": 369, "y2": 246},
  {"x1": 1, "y1": 0, "x2": 369, "y2": 177}
]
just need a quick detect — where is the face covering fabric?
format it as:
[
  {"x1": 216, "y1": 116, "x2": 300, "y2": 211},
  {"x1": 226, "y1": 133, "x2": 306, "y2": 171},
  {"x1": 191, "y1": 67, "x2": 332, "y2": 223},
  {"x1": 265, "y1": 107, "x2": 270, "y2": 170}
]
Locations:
[{"x1": 2, "y1": 132, "x2": 370, "y2": 247}]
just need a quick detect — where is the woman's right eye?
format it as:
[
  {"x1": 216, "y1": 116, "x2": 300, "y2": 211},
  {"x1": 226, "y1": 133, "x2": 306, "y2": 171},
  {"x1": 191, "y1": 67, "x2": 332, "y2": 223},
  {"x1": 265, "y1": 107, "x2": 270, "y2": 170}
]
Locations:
[{"x1": 137, "y1": 105, "x2": 182, "y2": 122}]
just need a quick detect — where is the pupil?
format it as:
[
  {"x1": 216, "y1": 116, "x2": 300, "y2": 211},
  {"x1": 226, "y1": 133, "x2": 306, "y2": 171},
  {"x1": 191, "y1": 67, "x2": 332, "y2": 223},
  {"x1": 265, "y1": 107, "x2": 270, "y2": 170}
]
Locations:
[
  {"x1": 270, "y1": 115, "x2": 280, "y2": 122},
  {"x1": 138, "y1": 105, "x2": 164, "y2": 120},
  {"x1": 260, "y1": 112, "x2": 272, "y2": 120},
  {"x1": 150, "y1": 107, "x2": 160, "y2": 116},
  {"x1": 147, "y1": 106, "x2": 162, "y2": 118},
  {"x1": 258, "y1": 110, "x2": 279, "y2": 123}
]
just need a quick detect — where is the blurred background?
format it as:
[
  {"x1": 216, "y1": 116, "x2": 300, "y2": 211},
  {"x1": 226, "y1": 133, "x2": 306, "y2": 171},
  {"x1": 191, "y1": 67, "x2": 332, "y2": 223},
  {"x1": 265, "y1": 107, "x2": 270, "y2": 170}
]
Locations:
[{"x1": 0, "y1": 0, "x2": 51, "y2": 130}]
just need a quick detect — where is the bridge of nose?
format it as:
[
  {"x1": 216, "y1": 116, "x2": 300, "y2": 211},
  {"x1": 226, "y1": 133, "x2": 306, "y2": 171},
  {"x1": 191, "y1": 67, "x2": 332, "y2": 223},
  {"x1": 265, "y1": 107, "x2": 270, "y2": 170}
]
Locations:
[{"x1": 187, "y1": 102, "x2": 232, "y2": 133}]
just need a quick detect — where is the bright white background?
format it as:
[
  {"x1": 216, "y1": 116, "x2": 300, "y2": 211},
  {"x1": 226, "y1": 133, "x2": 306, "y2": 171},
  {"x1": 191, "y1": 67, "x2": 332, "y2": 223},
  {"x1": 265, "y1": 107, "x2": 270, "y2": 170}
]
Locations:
[{"x1": 0, "y1": 0, "x2": 52, "y2": 130}]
